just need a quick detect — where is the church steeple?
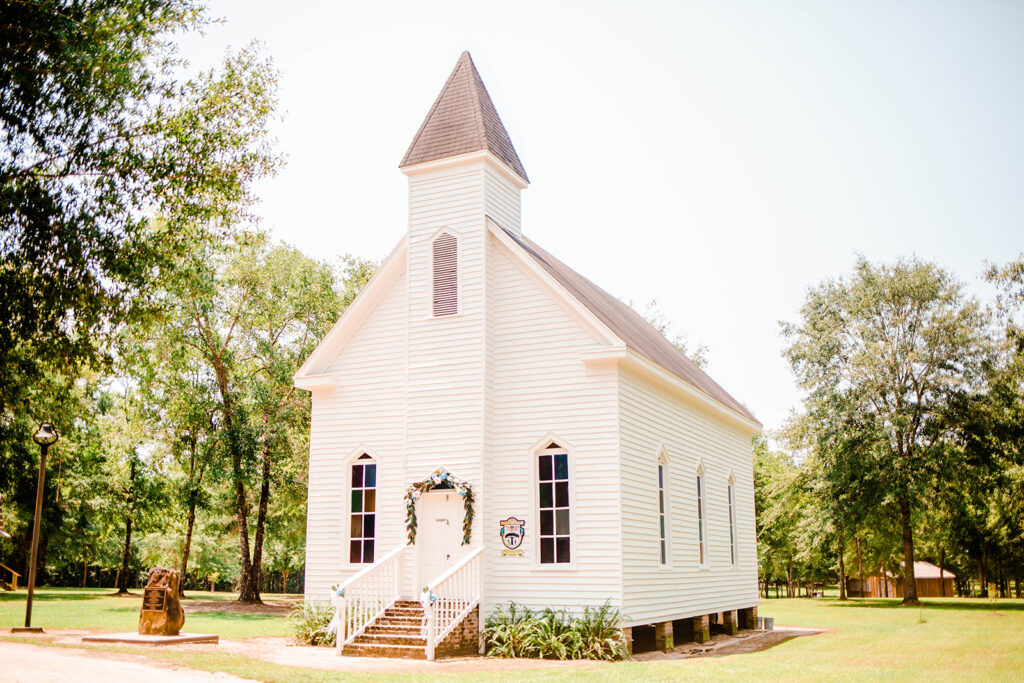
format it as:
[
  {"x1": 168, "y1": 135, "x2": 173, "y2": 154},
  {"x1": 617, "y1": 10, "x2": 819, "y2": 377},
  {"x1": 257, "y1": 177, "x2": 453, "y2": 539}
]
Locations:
[{"x1": 400, "y1": 51, "x2": 528, "y2": 183}]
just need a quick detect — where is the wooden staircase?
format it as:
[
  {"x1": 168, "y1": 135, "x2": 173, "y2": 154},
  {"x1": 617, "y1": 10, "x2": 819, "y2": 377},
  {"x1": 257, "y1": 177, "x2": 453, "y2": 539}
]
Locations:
[{"x1": 342, "y1": 600, "x2": 428, "y2": 658}]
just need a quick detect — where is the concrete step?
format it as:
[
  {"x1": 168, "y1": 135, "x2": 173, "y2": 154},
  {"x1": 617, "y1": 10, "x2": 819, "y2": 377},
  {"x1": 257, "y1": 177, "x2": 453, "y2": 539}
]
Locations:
[
  {"x1": 342, "y1": 643, "x2": 427, "y2": 659},
  {"x1": 353, "y1": 632, "x2": 427, "y2": 647}
]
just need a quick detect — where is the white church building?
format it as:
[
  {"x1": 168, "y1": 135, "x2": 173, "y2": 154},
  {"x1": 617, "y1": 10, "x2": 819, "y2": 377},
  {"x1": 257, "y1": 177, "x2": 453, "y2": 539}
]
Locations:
[{"x1": 294, "y1": 52, "x2": 761, "y2": 659}]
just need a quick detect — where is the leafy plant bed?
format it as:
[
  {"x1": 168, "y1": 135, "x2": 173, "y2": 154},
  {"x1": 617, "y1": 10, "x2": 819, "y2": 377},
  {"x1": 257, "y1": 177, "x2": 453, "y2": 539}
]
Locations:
[{"x1": 483, "y1": 602, "x2": 628, "y2": 660}]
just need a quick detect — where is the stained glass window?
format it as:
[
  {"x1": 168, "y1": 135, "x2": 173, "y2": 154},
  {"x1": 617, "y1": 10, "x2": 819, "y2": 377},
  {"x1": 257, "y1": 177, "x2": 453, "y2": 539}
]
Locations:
[
  {"x1": 539, "y1": 449, "x2": 570, "y2": 564},
  {"x1": 350, "y1": 454, "x2": 376, "y2": 563}
]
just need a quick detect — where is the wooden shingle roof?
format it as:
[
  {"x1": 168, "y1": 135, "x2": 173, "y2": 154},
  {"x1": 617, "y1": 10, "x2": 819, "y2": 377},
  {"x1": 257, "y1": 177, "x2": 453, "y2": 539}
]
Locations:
[
  {"x1": 501, "y1": 226, "x2": 759, "y2": 424},
  {"x1": 400, "y1": 52, "x2": 528, "y2": 182}
]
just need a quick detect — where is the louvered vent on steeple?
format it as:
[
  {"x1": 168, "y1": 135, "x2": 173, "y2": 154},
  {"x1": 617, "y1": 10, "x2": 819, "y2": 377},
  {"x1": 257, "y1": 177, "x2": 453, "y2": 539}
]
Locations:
[{"x1": 432, "y1": 233, "x2": 458, "y2": 316}]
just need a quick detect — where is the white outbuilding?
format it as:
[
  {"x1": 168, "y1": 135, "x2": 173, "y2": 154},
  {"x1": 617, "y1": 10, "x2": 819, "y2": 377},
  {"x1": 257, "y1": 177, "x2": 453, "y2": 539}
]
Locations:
[{"x1": 294, "y1": 51, "x2": 762, "y2": 659}]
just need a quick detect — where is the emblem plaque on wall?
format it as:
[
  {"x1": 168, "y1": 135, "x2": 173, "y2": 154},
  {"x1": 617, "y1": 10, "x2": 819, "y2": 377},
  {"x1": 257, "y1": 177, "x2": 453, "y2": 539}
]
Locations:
[{"x1": 499, "y1": 516, "x2": 525, "y2": 557}]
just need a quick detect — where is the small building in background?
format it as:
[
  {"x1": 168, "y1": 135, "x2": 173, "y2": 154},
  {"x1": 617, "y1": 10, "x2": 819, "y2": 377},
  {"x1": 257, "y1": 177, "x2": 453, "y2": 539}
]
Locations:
[{"x1": 847, "y1": 561, "x2": 956, "y2": 598}]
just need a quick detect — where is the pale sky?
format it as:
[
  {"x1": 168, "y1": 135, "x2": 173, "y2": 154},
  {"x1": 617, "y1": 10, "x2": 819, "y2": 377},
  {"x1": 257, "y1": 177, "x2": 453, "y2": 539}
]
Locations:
[{"x1": 178, "y1": 0, "x2": 1024, "y2": 432}]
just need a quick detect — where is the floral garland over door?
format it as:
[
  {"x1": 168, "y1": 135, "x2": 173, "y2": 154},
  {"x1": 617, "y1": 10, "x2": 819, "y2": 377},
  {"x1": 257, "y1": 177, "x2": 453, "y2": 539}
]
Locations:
[{"x1": 404, "y1": 468, "x2": 475, "y2": 545}]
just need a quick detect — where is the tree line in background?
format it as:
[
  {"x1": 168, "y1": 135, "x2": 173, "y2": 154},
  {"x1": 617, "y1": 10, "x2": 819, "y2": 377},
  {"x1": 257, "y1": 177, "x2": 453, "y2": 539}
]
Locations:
[
  {"x1": 3, "y1": 1, "x2": 1022, "y2": 609},
  {"x1": 0, "y1": 0, "x2": 376, "y2": 603},
  {"x1": 758, "y1": 255, "x2": 1024, "y2": 604}
]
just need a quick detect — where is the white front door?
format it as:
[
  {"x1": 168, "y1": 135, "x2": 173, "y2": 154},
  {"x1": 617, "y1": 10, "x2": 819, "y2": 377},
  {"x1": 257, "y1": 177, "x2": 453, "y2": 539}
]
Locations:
[{"x1": 416, "y1": 491, "x2": 464, "y2": 590}]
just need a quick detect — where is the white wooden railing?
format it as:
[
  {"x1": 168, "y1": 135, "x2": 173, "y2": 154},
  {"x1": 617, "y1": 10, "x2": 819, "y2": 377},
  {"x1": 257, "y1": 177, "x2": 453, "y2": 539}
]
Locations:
[
  {"x1": 423, "y1": 546, "x2": 483, "y2": 660},
  {"x1": 331, "y1": 544, "x2": 410, "y2": 653}
]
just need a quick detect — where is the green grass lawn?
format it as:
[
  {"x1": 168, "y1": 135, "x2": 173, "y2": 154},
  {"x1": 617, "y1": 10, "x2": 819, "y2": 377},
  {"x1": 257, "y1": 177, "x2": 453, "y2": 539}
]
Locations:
[
  {"x1": 3, "y1": 590, "x2": 1023, "y2": 680},
  {"x1": 0, "y1": 587, "x2": 291, "y2": 638}
]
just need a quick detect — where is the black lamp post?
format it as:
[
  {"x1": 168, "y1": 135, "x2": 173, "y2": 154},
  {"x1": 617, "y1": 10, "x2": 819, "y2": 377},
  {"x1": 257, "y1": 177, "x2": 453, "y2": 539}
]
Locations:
[{"x1": 12, "y1": 422, "x2": 58, "y2": 633}]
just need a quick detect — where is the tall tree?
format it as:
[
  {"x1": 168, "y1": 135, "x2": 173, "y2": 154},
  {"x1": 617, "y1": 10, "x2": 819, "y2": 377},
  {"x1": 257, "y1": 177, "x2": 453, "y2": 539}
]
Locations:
[
  {"x1": 158, "y1": 235, "x2": 373, "y2": 602},
  {"x1": 783, "y1": 256, "x2": 987, "y2": 604},
  {"x1": 1, "y1": 1, "x2": 281, "y2": 468}
]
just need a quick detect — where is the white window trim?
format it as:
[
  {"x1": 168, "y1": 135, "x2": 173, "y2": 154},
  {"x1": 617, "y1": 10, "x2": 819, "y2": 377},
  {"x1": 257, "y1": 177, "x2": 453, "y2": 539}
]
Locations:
[
  {"x1": 696, "y1": 460, "x2": 708, "y2": 569},
  {"x1": 343, "y1": 445, "x2": 380, "y2": 568},
  {"x1": 529, "y1": 433, "x2": 577, "y2": 571},
  {"x1": 429, "y1": 227, "x2": 461, "y2": 319},
  {"x1": 727, "y1": 473, "x2": 737, "y2": 567},
  {"x1": 657, "y1": 446, "x2": 671, "y2": 569}
]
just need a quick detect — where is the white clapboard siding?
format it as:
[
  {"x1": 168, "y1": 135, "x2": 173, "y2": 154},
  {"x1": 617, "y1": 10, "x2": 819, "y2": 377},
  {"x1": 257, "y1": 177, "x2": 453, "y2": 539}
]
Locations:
[
  {"x1": 303, "y1": 146, "x2": 759, "y2": 623},
  {"x1": 617, "y1": 368, "x2": 759, "y2": 625},
  {"x1": 305, "y1": 270, "x2": 409, "y2": 600},
  {"x1": 482, "y1": 233, "x2": 622, "y2": 616},
  {"x1": 483, "y1": 164, "x2": 521, "y2": 234},
  {"x1": 405, "y1": 163, "x2": 488, "y2": 520}
]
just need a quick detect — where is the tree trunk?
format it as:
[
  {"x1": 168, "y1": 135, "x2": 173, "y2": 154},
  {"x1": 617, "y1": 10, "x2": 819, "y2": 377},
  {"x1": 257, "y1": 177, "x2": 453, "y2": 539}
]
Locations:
[
  {"x1": 939, "y1": 548, "x2": 946, "y2": 597},
  {"x1": 898, "y1": 495, "x2": 920, "y2": 605},
  {"x1": 243, "y1": 421, "x2": 273, "y2": 604},
  {"x1": 838, "y1": 525, "x2": 847, "y2": 600},
  {"x1": 116, "y1": 458, "x2": 136, "y2": 595},
  {"x1": 882, "y1": 565, "x2": 888, "y2": 598},
  {"x1": 281, "y1": 569, "x2": 290, "y2": 594},
  {"x1": 179, "y1": 499, "x2": 197, "y2": 597},
  {"x1": 787, "y1": 559, "x2": 794, "y2": 598},
  {"x1": 216, "y1": 363, "x2": 259, "y2": 605},
  {"x1": 979, "y1": 545, "x2": 988, "y2": 598},
  {"x1": 82, "y1": 559, "x2": 87, "y2": 588},
  {"x1": 114, "y1": 567, "x2": 120, "y2": 591},
  {"x1": 856, "y1": 536, "x2": 864, "y2": 598}
]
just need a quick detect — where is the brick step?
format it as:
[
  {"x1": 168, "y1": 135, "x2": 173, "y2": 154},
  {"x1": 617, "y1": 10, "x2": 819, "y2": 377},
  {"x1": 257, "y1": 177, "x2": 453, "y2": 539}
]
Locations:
[
  {"x1": 393, "y1": 600, "x2": 423, "y2": 608},
  {"x1": 365, "y1": 624, "x2": 423, "y2": 636},
  {"x1": 342, "y1": 643, "x2": 427, "y2": 659},
  {"x1": 377, "y1": 615, "x2": 424, "y2": 626},
  {"x1": 353, "y1": 632, "x2": 427, "y2": 647},
  {"x1": 384, "y1": 608, "x2": 424, "y2": 618}
]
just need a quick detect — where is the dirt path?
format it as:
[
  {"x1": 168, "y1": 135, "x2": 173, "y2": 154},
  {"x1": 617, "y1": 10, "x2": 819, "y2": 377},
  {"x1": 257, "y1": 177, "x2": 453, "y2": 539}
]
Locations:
[
  {"x1": 0, "y1": 640, "x2": 246, "y2": 682},
  {"x1": 2, "y1": 625, "x2": 822, "y2": 678}
]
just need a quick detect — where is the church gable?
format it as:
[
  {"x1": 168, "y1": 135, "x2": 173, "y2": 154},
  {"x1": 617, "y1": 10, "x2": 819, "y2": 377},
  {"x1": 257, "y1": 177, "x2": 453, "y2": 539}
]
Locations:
[
  {"x1": 294, "y1": 236, "x2": 407, "y2": 382},
  {"x1": 325, "y1": 268, "x2": 408, "y2": 376}
]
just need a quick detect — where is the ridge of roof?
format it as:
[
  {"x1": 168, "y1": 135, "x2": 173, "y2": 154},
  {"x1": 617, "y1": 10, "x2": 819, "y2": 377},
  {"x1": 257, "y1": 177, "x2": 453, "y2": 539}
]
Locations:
[
  {"x1": 499, "y1": 225, "x2": 758, "y2": 425},
  {"x1": 400, "y1": 51, "x2": 528, "y2": 182}
]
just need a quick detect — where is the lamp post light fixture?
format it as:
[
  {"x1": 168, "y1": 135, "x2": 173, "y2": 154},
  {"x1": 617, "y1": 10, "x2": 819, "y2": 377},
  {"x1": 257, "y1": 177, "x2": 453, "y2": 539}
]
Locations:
[{"x1": 11, "y1": 422, "x2": 58, "y2": 633}]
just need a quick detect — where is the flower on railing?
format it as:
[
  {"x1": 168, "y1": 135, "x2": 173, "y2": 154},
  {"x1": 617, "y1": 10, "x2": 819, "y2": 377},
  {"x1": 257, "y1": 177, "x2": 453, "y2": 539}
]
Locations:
[
  {"x1": 420, "y1": 587, "x2": 438, "y2": 607},
  {"x1": 405, "y1": 468, "x2": 475, "y2": 546}
]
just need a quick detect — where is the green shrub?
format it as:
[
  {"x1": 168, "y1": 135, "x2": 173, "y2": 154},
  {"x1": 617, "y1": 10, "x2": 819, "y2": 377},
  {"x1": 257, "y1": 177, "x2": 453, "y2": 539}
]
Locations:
[
  {"x1": 484, "y1": 601, "x2": 628, "y2": 660},
  {"x1": 287, "y1": 601, "x2": 336, "y2": 647},
  {"x1": 573, "y1": 603, "x2": 629, "y2": 660}
]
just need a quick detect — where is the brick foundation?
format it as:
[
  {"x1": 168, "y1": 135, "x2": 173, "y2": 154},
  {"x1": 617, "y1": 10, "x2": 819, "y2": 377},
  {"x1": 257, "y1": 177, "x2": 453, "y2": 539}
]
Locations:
[
  {"x1": 654, "y1": 621, "x2": 674, "y2": 652},
  {"x1": 722, "y1": 610, "x2": 739, "y2": 636},
  {"x1": 694, "y1": 614, "x2": 710, "y2": 643},
  {"x1": 435, "y1": 606, "x2": 479, "y2": 658},
  {"x1": 739, "y1": 606, "x2": 758, "y2": 629}
]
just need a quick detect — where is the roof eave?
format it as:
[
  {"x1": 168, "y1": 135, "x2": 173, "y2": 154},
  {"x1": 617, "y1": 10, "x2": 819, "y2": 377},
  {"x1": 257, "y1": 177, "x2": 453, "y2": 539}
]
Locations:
[
  {"x1": 401, "y1": 149, "x2": 529, "y2": 188},
  {"x1": 582, "y1": 347, "x2": 762, "y2": 435}
]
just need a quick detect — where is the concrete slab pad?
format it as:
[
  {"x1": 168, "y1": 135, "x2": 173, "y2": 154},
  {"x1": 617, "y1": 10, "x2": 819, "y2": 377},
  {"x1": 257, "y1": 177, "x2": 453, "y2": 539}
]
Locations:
[{"x1": 81, "y1": 632, "x2": 219, "y2": 646}]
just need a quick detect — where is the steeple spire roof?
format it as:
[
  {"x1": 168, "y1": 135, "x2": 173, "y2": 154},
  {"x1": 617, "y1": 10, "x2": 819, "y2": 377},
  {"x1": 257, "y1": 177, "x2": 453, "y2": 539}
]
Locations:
[{"x1": 400, "y1": 52, "x2": 528, "y2": 182}]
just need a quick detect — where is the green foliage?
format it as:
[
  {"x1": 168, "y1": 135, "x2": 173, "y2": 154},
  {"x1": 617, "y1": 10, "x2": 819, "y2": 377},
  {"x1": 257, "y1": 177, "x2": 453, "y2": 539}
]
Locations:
[
  {"x1": 286, "y1": 601, "x2": 336, "y2": 647},
  {"x1": 483, "y1": 602, "x2": 628, "y2": 660}
]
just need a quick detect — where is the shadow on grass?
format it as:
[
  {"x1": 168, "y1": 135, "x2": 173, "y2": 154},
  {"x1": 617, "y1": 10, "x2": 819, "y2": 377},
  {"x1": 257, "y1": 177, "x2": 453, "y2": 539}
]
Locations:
[
  {"x1": 187, "y1": 611, "x2": 281, "y2": 623},
  {"x1": 0, "y1": 592, "x2": 104, "y2": 603},
  {"x1": 823, "y1": 598, "x2": 1024, "y2": 612}
]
